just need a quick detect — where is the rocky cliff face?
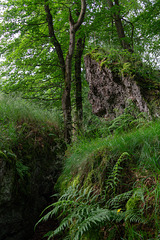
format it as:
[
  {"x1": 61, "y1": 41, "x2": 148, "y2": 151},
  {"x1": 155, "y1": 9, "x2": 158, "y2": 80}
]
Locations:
[{"x1": 84, "y1": 54, "x2": 159, "y2": 119}]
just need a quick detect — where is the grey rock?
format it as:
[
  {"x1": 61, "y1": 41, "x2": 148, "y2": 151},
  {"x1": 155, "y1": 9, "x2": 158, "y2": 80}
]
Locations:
[{"x1": 84, "y1": 55, "x2": 158, "y2": 119}]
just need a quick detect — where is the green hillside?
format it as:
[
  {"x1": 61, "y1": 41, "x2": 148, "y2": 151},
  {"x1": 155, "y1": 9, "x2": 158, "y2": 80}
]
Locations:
[{"x1": 39, "y1": 104, "x2": 160, "y2": 240}]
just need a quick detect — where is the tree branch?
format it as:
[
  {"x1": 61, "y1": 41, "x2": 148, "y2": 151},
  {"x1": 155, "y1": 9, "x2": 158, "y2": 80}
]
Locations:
[
  {"x1": 122, "y1": 18, "x2": 134, "y2": 50},
  {"x1": 69, "y1": 8, "x2": 75, "y2": 25},
  {"x1": 74, "y1": 0, "x2": 86, "y2": 31},
  {"x1": 44, "y1": 3, "x2": 65, "y2": 76}
]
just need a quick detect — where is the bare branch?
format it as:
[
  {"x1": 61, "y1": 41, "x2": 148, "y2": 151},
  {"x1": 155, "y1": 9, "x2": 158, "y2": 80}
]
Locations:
[{"x1": 74, "y1": 0, "x2": 86, "y2": 31}]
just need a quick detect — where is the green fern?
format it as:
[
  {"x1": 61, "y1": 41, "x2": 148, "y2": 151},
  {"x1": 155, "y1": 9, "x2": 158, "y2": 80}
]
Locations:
[
  {"x1": 106, "y1": 190, "x2": 133, "y2": 209},
  {"x1": 106, "y1": 152, "x2": 131, "y2": 196},
  {"x1": 36, "y1": 185, "x2": 124, "y2": 240},
  {"x1": 108, "y1": 99, "x2": 150, "y2": 134},
  {"x1": 43, "y1": 231, "x2": 54, "y2": 240}
]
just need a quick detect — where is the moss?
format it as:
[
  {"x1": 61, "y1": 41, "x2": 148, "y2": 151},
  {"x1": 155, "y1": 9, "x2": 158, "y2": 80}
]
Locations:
[
  {"x1": 57, "y1": 146, "x2": 112, "y2": 194},
  {"x1": 83, "y1": 169, "x2": 97, "y2": 189},
  {"x1": 87, "y1": 48, "x2": 160, "y2": 93},
  {"x1": 70, "y1": 175, "x2": 81, "y2": 187},
  {"x1": 126, "y1": 195, "x2": 141, "y2": 211}
]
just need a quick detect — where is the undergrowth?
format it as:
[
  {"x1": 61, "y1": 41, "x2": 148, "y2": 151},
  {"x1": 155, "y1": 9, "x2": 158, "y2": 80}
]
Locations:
[
  {"x1": 37, "y1": 103, "x2": 160, "y2": 239},
  {"x1": 0, "y1": 93, "x2": 64, "y2": 194}
]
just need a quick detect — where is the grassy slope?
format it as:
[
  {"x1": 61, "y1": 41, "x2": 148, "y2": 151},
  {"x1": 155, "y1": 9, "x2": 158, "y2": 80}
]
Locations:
[
  {"x1": 0, "y1": 93, "x2": 63, "y2": 149},
  {"x1": 0, "y1": 93, "x2": 64, "y2": 201},
  {"x1": 44, "y1": 116, "x2": 160, "y2": 240},
  {"x1": 37, "y1": 48, "x2": 160, "y2": 240}
]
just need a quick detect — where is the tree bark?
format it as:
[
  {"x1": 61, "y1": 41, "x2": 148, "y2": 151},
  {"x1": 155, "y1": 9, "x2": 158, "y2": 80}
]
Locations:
[
  {"x1": 44, "y1": 4, "x2": 65, "y2": 77},
  {"x1": 62, "y1": 1, "x2": 86, "y2": 143},
  {"x1": 45, "y1": 0, "x2": 86, "y2": 143},
  {"x1": 75, "y1": 37, "x2": 85, "y2": 132},
  {"x1": 62, "y1": 23, "x2": 75, "y2": 144},
  {"x1": 107, "y1": 0, "x2": 133, "y2": 52}
]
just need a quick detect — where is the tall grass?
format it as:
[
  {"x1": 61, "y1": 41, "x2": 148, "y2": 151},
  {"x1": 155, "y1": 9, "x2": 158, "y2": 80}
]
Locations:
[
  {"x1": 0, "y1": 93, "x2": 63, "y2": 126},
  {"x1": 0, "y1": 93, "x2": 63, "y2": 150},
  {"x1": 64, "y1": 119, "x2": 160, "y2": 176}
]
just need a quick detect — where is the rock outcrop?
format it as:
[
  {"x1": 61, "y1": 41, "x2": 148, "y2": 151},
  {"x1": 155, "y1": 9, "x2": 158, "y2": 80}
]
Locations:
[{"x1": 84, "y1": 54, "x2": 160, "y2": 119}]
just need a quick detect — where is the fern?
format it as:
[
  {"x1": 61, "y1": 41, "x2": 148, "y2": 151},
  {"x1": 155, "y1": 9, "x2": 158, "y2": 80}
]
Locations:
[
  {"x1": 72, "y1": 208, "x2": 112, "y2": 240},
  {"x1": 36, "y1": 185, "x2": 123, "y2": 240},
  {"x1": 107, "y1": 190, "x2": 133, "y2": 209},
  {"x1": 43, "y1": 231, "x2": 54, "y2": 240},
  {"x1": 125, "y1": 209, "x2": 143, "y2": 223},
  {"x1": 108, "y1": 99, "x2": 150, "y2": 134},
  {"x1": 106, "y1": 152, "x2": 130, "y2": 195}
]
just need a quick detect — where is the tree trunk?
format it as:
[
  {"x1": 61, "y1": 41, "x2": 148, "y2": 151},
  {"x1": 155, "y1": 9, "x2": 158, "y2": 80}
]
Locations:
[
  {"x1": 114, "y1": 15, "x2": 132, "y2": 51},
  {"x1": 62, "y1": 74, "x2": 72, "y2": 143},
  {"x1": 107, "y1": 0, "x2": 133, "y2": 52},
  {"x1": 75, "y1": 37, "x2": 85, "y2": 132},
  {"x1": 45, "y1": 0, "x2": 86, "y2": 143},
  {"x1": 62, "y1": 24, "x2": 75, "y2": 144},
  {"x1": 62, "y1": 0, "x2": 86, "y2": 143}
]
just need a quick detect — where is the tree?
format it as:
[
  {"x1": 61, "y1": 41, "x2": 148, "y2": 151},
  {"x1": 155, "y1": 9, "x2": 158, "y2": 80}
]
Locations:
[
  {"x1": 133, "y1": 0, "x2": 160, "y2": 61},
  {"x1": 75, "y1": 37, "x2": 85, "y2": 131},
  {"x1": 0, "y1": 1, "x2": 69, "y2": 104},
  {"x1": 0, "y1": 0, "x2": 86, "y2": 143},
  {"x1": 106, "y1": 0, "x2": 133, "y2": 52},
  {"x1": 44, "y1": 0, "x2": 86, "y2": 143}
]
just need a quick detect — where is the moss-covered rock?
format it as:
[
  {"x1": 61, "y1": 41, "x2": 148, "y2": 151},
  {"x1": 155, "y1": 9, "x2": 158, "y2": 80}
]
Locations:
[{"x1": 84, "y1": 48, "x2": 160, "y2": 119}]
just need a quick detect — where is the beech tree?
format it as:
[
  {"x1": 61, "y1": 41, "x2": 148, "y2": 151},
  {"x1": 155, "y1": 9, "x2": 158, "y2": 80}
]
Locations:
[
  {"x1": 0, "y1": 0, "x2": 86, "y2": 143},
  {"x1": 44, "y1": 0, "x2": 86, "y2": 143},
  {"x1": 0, "y1": 0, "x2": 159, "y2": 144}
]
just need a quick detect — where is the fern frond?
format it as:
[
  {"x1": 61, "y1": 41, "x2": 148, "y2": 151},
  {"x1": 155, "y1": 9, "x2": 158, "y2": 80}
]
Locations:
[
  {"x1": 43, "y1": 231, "x2": 54, "y2": 240},
  {"x1": 35, "y1": 207, "x2": 57, "y2": 230},
  {"x1": 73, "y1": 208, "x2": 111, "y2": 240},
  {"x1": 107, "y1": 190, "x2": 133, "y2": 209},
  {"x1": 106, "y1": 152, "x2": 130, "y2": 195},
  {"x1": 125, "y1": 209, "x2": 143, "y2": 223},
  {"x1": 54, "y1": 217, "x2": 71, "y2": 235}
]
